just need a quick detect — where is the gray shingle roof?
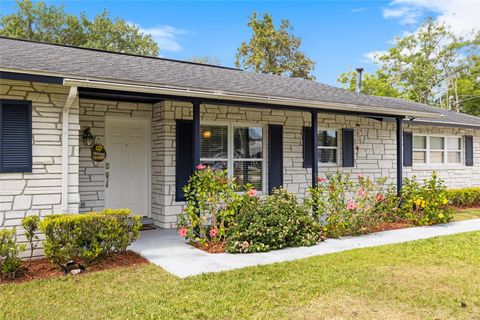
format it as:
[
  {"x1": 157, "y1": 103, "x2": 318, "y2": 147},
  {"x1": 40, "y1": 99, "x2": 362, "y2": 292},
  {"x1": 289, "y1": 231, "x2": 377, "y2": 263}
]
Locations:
[{"x1": 1, "y1": 37, "x2": 479, "y2": 128}]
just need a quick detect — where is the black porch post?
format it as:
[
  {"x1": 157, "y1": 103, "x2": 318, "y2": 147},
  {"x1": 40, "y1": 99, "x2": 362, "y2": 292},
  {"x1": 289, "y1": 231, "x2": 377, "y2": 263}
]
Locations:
[
  {"x1": 311, "y1": 111, "x2": 318, "y2": 187},
  {"x1": 193, "y1": 101, "x2": 201, "y2": 168},
  {"x1": 396, "y1": 117, "x2": 403, "y2": 196}
]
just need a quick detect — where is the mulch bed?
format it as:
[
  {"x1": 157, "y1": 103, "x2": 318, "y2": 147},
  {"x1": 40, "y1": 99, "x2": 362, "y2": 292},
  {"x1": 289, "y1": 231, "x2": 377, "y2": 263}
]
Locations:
[
  {"x1": 191, "y1": 242, "x2": 226, "y2": 253},
  {"x1": 453, "y1": 206, "x2": 480, "y2": 210},
  {"x1": 0, "y1": 251, "x2": 149, "y2": 284},
  {"x1": 368, "y1": 221, "x2": 413, "y2": 233}
]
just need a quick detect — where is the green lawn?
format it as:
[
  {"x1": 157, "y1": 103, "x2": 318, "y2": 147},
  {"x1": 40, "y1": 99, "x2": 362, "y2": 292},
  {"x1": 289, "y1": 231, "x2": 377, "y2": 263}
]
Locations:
[
  {"x1": 1, "y1": 232, "x2": 480, "y2": 320},
  {"x1": 453, "y1": 208, "x2": 480, "y2": 221}
]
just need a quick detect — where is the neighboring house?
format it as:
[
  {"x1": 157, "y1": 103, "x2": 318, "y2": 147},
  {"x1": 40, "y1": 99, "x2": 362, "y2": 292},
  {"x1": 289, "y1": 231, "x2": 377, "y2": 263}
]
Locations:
[{"x1": 0, "y1": 37, "x2": 479, "y2": 231}]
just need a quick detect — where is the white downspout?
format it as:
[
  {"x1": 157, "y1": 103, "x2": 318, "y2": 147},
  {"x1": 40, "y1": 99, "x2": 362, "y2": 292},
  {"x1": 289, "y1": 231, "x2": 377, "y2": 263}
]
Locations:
[{"x1": 62, "y1": 86, "x2": 78, "y2": 212}]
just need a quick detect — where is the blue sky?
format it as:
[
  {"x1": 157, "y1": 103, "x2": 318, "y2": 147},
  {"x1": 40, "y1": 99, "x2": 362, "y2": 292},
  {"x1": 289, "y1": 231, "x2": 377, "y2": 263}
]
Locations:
[{"x1": 1, "y1": 0, "x2": 478, "y2": 85}]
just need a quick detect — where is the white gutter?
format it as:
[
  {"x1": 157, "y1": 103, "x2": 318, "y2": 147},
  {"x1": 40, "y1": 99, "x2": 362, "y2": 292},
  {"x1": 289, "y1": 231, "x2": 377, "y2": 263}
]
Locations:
[
  {"x1": 62, "y1": 78, "x2": 441, "y2": 119},
  {"x1": 62, "y1": 86, "x2": 78, "y2": 212}
]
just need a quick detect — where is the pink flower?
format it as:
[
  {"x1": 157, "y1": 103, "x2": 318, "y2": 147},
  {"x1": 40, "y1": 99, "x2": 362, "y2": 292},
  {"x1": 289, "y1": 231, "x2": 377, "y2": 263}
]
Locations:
[
  {"x1": 356, "y1": 173, "x2": 364, "y2": 179},
  {"x1": 357, "y1": 188, "x2": 367, "y2": 198},
  {"x1": 375, "y1": 193, "x2": 385, "y2": 202},
  {"x1": 178, "y1": 227, "x2": 187, "y2": 237},
  {"x1": 247, "y1": 189, "x2": 258, "y2": 197},
  {"x1": 346, "y1": 199, "x2": 357, "y2": 211},
  {"x1": 196, "y1": 164, "x2": 206, "y2": 170},
  {"x1": 317, "y1": 177, "x2": 327, "y2": 183},
  {"x1": 209, "y1": 228, "x2": 218, "y2": 238}
]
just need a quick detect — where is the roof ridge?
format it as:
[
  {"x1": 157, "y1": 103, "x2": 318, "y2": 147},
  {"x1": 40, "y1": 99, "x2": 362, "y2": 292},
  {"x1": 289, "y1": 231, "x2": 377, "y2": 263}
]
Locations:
[{"x1": 0, "y1": 36, "x2": 242, "y2": 71}]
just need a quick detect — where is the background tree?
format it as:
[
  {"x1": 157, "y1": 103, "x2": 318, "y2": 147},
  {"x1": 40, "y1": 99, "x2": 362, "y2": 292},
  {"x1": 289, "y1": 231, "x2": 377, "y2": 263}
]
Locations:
[
  {"x1": 236, "y1": 12, "x2": 315, "y2": 80},
  {"x1": 337, "y1": 70, "x2": 401, "y2": 98},
  {"x1": 338, "y1": 19, "x2": 479, "y2": 114},
  {"x1": 189, "y1": 56, "x2": 221, "y2": 65},
  {"x1": 0, "y1": 0, "x2": 159, "y2": 56}
]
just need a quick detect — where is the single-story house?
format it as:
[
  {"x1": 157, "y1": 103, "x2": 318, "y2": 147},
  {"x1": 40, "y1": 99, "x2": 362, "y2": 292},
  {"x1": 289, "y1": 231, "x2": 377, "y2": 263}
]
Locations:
[{"x1": 1, "y1": 37, "x2": 479, "y2": 231}]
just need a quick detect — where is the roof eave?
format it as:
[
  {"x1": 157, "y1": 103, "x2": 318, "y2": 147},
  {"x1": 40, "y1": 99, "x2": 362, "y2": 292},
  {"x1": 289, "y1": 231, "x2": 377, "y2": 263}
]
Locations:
[
  {"x1": 0, "y1": 66, "x2": 440, "y2": 119},
  {"x1": 63, "y1": 78, "x2": 441, "y2": 119}
]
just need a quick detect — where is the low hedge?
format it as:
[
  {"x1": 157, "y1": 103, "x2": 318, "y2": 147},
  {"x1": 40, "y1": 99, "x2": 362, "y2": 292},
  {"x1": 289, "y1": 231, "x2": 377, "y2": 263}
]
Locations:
[
  {"x1": 446, "y1": 188, "x2": 480, "y2": 208},
  {"x1": 0, "y1": 228, "x2": 25, "y2": 274},
  {"x1": 39, "y1": 209, "x2": 141, "y2": 266}
]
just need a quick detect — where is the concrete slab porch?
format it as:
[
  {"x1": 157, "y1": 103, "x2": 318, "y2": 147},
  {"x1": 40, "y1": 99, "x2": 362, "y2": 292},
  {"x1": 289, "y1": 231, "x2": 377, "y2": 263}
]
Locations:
[{"x1": 129, "y1": 219, "x2": 480, "y2": 278}]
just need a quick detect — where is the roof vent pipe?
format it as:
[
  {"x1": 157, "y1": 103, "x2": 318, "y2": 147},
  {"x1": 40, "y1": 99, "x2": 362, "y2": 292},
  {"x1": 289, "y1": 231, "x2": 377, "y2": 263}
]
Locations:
[{"x1": 355, "y1": 67, "x2": 364, "y2": 94}]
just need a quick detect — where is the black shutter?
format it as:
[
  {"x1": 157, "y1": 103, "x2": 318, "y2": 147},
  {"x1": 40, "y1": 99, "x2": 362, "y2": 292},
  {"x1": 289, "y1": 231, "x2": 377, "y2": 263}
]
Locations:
[
  {"x1": 303, "y1": 126, "x2": 312, "y2": 168},
  {"x1": 0, "y1": 99, "x2": 32, "y2": 173},
  {"x1": 342, "y1": 128, "x2": 354, "y2": 167},
  {"x1": 403, "y1": 132, "x2": 413, "y2": 167},
  {"x1": 465, "y1": 135, "x2": 474, "y2": 166},
  {"x1": 268, "y1": 125, "x2": 283, "y2": 194},
  {"x1": 175, "y1": 120, "x2": 194, "y2": 201}
]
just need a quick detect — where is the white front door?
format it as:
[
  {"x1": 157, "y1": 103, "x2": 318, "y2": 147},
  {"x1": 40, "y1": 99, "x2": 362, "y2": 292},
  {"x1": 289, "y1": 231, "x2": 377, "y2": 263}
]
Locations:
[{"x1": 105, "y1": 117, "x2": 150, "y2": 217}]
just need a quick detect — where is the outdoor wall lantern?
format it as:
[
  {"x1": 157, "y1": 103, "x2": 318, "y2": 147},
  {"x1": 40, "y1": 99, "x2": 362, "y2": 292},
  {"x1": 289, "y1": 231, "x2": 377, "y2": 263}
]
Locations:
[{"x1": 82, "y1": 127, "x2": 95, "y2": 146}]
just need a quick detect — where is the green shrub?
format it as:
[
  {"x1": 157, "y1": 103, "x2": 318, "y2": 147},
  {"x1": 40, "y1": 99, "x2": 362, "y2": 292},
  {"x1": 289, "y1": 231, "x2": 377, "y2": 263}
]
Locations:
[
  {"x1": 21, "y1": 215, "x2": 40, "y2": 264},
  {"x1": 177, "y1": 166, "x2": 244, "y2": 246},
  {"x1": 400, "y1": 172, "x2": 453, "y2": 226},
  {"x1": 39, "y1": 209, "x2": 141, "y2": 266},
  {"x1": 445, "y1": 188, "x2": 480, "y2": 207},
  {"x1": 307, "y1": 172, "x2": 399, "y2": 238},
  {"x1": 0, "y1": 228, "x2": 25, "y2": 274},
  {"x1": 226, "y1": 188, "x2": 321, "y2": 253}
]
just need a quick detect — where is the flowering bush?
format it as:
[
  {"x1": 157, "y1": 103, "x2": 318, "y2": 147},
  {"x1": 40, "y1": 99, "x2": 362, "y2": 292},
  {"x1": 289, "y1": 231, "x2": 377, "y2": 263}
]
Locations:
[
  {"x1": 307, "y1": 172, "x2": 398, "y2": 237},
  {"x1": 400, "y1": 172, "x2": 453, "y2": 225},
  {"x1": 226, "y1": 188, "x2": 322, "y2": 253},
  {"x1": 177, "y1": 166, "x2": 245, "y2": 247}
]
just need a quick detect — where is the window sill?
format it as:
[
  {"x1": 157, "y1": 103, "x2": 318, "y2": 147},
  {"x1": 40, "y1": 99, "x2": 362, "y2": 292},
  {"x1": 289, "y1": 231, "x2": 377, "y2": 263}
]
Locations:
[{"x1": 411, "y1": 164, "x2": 466, "y2": 171}]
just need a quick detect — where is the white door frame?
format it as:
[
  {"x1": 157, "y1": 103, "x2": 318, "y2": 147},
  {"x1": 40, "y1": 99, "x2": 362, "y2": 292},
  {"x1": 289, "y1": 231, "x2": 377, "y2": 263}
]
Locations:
[{"x1": 105, "y1": 115, "x2": 152, "y2": 217}]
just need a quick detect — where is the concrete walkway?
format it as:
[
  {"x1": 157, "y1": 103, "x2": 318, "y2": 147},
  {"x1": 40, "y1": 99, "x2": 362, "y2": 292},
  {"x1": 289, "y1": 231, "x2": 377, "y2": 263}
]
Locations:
[{"x1": 130, "y1": 219, "x2": 480, "y2": 278}]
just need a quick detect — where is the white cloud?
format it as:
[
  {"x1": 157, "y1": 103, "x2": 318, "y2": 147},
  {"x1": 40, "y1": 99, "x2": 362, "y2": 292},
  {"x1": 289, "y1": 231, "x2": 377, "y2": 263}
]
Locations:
[
  {"x1": 130, "y1": 22, "x2": 188, "y2": 53},
  {"x1": 383, "y1": 0, "x2": 480, "y2": 38},
  {"x1": 383, "y1": 6, "x2": 422, "y2": 24},
  {"x1": 140, "y1": 25, "x2": 188, "y2": 52},
  {"x1": 362, "y1": 50, "x2": 386, "y2": 64}
]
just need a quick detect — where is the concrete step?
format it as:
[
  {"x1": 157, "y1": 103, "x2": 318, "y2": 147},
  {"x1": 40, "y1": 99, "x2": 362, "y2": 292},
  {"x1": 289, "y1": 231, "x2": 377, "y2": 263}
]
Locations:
[{"x1": 141, "y1": 216, "x2": 154, "y2": 225}]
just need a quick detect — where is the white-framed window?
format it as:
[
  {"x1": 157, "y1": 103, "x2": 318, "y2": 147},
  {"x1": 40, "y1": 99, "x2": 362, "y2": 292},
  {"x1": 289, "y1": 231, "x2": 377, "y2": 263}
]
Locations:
[
  {"x1": 413, "y1": 135, "x2": 463, "y2": 165},
  {"x1": 200, "y1": 123, "x2": 265, "y2": 191},
  {"x1": 318, "y1": 129, "x2": 338, "y2": 165}
]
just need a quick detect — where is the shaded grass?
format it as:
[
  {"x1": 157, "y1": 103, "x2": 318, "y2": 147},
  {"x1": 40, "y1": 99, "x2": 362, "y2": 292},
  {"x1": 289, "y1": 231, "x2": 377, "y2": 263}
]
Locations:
[
  {"x1": 453, "y1": 208, "x2": 480, "y2": 221},
  {"x1": 1, "y1": 232, "x2": 480, "y2": 320}
]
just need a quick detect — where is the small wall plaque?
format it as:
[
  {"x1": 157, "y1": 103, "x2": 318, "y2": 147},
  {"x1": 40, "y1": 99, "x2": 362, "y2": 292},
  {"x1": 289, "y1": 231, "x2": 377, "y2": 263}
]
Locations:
[{"x1": 91, "y1": 143, "x2": 107, "y2": 162}]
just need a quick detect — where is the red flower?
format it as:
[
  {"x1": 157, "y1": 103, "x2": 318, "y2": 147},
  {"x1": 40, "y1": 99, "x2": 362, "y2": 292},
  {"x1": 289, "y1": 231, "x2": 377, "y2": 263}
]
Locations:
[
  {"x1": 317, "y1": 177, "x2": 327, "y2": 183},
  {"x1": 178, "y1": 227, "x2": 187, "y2": 237},
  {"x1": 209, "y1": 228, "x2": 218, "y2": 238},
  {"x1": 375, "y1": 193, "x2": 385, "y2": 202},
  {"x1": 247, "y1": 189, "x2": 258, "y2": 197},
  {"x1": 196, "y1": 164, "x2": 206, "y2": 170}
]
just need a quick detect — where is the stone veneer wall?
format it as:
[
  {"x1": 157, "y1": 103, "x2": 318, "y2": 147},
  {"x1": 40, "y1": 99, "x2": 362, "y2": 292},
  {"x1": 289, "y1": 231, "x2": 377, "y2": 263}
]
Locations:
[
  {"x1": 0, "y1": 80, "x2": 79, "y2": 252},
  {"x1": 78, "y1": 99, "x2": 153, "y2": 213},
  {"x1": 403, "y1": 124, "x2": 480, "y2": 186},
  {"x1": 151, "y1": 100, "x2": 480, "y2": 228}
]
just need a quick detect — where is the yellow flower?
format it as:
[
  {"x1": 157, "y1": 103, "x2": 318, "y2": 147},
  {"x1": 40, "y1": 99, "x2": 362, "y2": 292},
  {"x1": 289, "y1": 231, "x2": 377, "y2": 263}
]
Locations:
[
  {"x1": 438, "y1": 213, "x2": 444, "y2": 219},
  {"x1": 421, "y1": 200, "x2": 427, "y2": 208},
  {"x1": 442, "y1": 198, "x2": 448, "y2": 205}
]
